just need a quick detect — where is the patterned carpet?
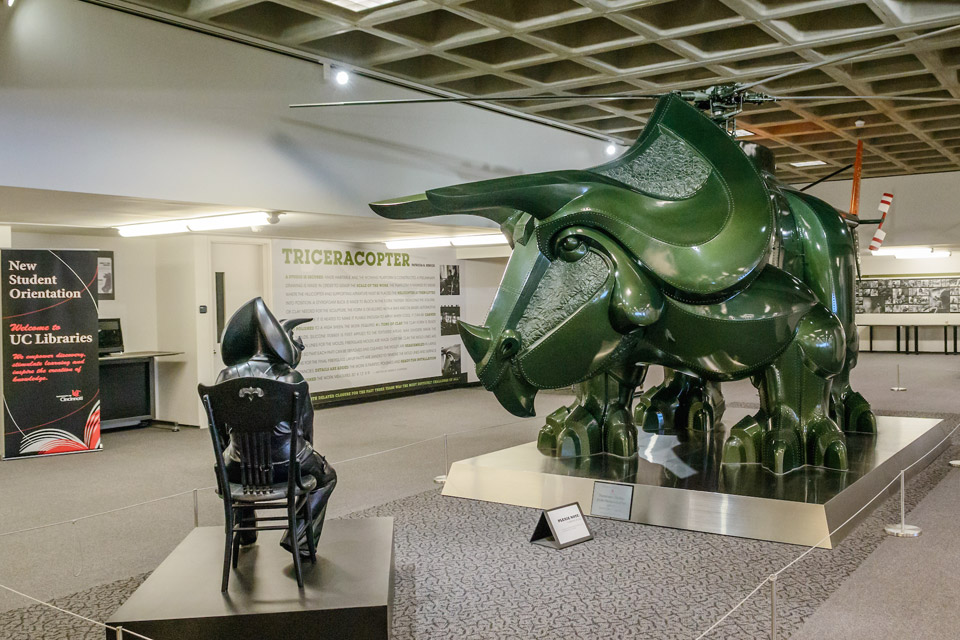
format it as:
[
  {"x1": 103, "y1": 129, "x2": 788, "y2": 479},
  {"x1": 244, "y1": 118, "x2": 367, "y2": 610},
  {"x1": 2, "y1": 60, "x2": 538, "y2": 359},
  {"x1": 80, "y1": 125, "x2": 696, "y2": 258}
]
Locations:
[{"x1": 3, "y1": 426, "x2": 958, "y2": 640}]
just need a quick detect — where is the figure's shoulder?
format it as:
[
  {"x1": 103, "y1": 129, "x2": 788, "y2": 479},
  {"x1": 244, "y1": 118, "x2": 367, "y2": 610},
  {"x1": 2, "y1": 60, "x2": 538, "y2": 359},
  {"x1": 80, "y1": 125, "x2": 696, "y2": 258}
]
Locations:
[{"x1": 267, "y1": 363, "x2": 304, "y2": 383}]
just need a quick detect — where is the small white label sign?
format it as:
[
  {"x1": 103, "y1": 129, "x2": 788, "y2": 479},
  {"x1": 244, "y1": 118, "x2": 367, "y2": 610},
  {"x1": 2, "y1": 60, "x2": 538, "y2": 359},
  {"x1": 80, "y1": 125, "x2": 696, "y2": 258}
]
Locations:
[
  {"x1": 530, "y1": 502, "x2": 593, "y2": 549},
  {"x1": 548, "y1": 504, "x2": 591, "y2": 544},
  {"x1": 591, "y1": 481, "x2": 634, "y2": 521}
]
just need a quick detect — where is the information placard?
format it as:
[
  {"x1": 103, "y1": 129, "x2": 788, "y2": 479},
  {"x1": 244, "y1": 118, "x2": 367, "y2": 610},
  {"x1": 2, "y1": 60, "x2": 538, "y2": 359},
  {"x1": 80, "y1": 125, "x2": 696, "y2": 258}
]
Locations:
[
  {"x1": 272, "y1": 239, "x2": 466, "y2": 405},
  {"x1": 530, "y1": 503, "x2": 593, "y2": 550},
  {"x1": 1, "y1": 249, "x2": 100, "y2": 459},
  {"x1": 591, "y1": 481, "x2": 635, "y2": 521}
]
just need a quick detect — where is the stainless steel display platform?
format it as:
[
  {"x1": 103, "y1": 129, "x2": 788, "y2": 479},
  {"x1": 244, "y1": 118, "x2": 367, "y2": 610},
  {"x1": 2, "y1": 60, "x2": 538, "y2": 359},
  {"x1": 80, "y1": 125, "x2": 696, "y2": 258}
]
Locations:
[{"x1": 443, "y1": 416, "x2": 953, "y2": 548}]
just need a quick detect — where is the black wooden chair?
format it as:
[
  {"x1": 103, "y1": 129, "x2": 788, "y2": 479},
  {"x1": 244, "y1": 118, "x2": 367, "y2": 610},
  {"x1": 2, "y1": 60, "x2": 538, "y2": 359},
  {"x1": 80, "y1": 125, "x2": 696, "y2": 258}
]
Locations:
[{"x1": 198, "y1": 378, "x2": 317, "y2": 592}]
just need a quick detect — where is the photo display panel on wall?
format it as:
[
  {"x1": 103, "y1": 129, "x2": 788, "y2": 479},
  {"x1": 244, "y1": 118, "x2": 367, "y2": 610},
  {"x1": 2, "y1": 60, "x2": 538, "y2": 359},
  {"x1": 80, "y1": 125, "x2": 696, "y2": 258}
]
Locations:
[
  {"x1": 856, "y1": 276, "x2": 960, "y2": 314},
  {"x1": 273, "y1": 240, "x2": 467, "y2": 405},
  {"x1": 1, "y1": 249, "x2": 101, "y2": 459}
]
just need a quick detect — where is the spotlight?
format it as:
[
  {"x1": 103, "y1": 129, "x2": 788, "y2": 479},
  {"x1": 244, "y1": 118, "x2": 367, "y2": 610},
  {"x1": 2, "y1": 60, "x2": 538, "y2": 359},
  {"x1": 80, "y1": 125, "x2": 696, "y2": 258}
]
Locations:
[
  {"x1": 6, "y1": 0, "x2": 14, "y2": 7},
  {"x1": 335, "y1": 70, "x2": 350, "y2": 86},
  {"x1": 605, "y1": 143, "x2": 617, "y2": 156}
]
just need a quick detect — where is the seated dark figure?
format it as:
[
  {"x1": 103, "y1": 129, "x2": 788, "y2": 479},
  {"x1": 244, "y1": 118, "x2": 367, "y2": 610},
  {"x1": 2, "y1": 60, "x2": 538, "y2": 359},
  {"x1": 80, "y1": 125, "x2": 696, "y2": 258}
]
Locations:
[{"x1": 216, "y1": 297, "x2": 336, "y2": 555}]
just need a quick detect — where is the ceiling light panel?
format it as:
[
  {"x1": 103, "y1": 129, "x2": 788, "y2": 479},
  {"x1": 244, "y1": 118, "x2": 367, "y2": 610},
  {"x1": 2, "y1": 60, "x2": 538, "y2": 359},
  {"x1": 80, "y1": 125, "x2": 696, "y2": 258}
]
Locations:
[{"x1": 322, "y1": 0, "x2": 401, "y2": 12}]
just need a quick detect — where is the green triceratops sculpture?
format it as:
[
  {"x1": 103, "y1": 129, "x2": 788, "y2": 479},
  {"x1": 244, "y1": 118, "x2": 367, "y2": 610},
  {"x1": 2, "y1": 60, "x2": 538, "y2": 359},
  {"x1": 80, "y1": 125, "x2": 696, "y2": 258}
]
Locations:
[{"x1": 371, "y1": 94, "x2": 875, "y2": 475}]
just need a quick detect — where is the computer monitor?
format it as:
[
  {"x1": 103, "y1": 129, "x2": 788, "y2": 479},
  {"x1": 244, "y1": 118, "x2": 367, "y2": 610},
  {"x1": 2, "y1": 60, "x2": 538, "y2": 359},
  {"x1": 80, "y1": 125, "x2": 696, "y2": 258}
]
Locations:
[{"x1": 98, "y1": 318, "x2": 124, "y2": 356}]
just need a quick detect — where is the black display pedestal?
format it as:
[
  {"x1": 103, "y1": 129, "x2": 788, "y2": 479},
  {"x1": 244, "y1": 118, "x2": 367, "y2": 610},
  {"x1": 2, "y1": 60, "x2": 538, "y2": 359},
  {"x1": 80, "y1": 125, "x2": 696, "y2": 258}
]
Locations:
[{"x1": 106, "y1": 518, "x2": 394, "y2": 640}]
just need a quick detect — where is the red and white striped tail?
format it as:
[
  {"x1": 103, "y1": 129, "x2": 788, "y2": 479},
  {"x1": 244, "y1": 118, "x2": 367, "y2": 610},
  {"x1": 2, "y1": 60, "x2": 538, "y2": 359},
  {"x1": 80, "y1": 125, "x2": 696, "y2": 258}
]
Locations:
[
  {"x1": 878, "y1": 192, "x2": 893, "y2": 214},
  {"x1": 869, "y1": 193, "x2": 893, "y2": 251}
]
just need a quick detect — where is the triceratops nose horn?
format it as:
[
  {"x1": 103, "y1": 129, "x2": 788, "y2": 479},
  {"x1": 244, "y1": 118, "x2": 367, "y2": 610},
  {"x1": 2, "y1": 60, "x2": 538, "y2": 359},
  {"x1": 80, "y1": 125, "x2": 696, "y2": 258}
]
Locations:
[{"x1": 457, "y1": 321, "x2": 492, "y2": 363}]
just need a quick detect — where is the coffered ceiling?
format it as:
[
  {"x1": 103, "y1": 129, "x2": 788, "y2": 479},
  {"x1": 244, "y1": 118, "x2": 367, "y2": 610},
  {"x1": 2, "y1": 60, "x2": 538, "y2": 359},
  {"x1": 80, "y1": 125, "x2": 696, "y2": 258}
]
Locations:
[{"x1": 101, "y1": 0, "x2": 960, "y2": 183}]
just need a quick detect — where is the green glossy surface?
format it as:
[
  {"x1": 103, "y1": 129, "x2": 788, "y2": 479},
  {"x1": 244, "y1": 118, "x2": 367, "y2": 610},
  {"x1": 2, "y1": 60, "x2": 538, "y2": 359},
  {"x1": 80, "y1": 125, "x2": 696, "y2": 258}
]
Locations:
[{"x1": 370, "y1": 94, "x2": 874, "y2": 475}]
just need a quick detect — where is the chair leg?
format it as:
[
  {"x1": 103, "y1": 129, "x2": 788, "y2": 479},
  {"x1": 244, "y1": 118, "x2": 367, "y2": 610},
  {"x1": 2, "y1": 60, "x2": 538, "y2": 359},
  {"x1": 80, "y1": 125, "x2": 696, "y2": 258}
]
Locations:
[
  {"x1": 304, "y1": 500, "x2": 318, "y2": 563},
  {"x1": 289, "y1": 500, "x2": 304, "y2": 588},
  {"x1": 232, "y1": 530, "x2": 242, "y2": 569},
  {"x1": 222, "y1": 527, "x2": 233, "y2": 593}
]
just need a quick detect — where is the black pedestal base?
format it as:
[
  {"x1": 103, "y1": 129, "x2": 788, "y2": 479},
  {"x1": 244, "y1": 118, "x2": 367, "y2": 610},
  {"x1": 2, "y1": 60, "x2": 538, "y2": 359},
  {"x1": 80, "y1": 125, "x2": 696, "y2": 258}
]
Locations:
[{"x1": 106, "y1": 518, "x2": 394, "y2": 640}]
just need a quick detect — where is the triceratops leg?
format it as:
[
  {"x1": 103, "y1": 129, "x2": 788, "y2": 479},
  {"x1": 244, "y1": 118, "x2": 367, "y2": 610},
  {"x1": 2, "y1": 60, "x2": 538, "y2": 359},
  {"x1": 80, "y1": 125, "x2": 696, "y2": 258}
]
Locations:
[
  {"x1": 538, "y1": 364, "x2": 646, "y2": 458},
  {"x1": 829, "y1": 334, "x2": 878, "y2": 434},
  {"x1": 634, "y1": 369, "x2": 725, "y2": 433},
  {"x1": 723, "y1": 305, "x2": 849, "y2": 474}
]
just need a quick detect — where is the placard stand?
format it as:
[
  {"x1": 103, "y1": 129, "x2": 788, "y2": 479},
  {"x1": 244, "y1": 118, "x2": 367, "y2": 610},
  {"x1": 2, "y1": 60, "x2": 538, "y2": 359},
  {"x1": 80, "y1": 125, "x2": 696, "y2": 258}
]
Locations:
[{"x1": 530, "y1": 502, "x2": 593, "y2": 550}]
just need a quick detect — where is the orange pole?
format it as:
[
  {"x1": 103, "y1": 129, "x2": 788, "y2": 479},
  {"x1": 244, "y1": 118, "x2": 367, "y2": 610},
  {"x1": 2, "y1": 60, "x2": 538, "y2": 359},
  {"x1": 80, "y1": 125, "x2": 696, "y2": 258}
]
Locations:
[{"x1": 848, "y1": 139, "x2": 863, "y2": 217}]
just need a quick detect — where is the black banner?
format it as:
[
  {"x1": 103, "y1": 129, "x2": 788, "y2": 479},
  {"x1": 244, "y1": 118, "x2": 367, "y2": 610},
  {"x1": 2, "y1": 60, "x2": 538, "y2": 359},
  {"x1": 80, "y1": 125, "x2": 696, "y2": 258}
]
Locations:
[{"x1": 2, "y1": 250, "x2": 100, "y2": 459}]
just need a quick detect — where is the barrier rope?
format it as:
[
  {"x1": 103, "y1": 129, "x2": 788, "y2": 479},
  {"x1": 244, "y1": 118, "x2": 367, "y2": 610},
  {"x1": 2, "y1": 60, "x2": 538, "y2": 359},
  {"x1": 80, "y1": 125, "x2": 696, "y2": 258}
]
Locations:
[
  {"x1": 9, "y1": 416, "x2": 953, "y2": 639},
  {"x1": 0, "y1": 487, "x2": 216, "y2": 539},
  {"x1": 694, "y1": 419, "x2": 960, "y2": 639},
  {"x1": 0, "y1": 417, "x2": 529, "y2": 537},
  {"x1": 0, "y1": 582, "x2": 156, "y2": 640}
]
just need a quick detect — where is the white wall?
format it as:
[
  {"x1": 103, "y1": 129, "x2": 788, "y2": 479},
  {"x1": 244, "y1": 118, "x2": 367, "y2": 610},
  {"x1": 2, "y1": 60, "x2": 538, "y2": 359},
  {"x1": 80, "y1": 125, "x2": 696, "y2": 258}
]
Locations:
[
  {"x1": 803, "y1": 171, "x2": 960, "y2": 353},
  {"x1": 805, "y1": 171, "x2": 960, "y2": 249},
  {"x1": 0, "y1": 0, "x2": 607, "y2": 219}
]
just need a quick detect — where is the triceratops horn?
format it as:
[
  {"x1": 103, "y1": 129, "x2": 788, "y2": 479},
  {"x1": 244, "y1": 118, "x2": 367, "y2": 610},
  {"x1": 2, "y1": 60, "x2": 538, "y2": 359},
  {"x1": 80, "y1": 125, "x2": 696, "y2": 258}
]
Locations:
[
  {"x1": 457, "y1": 320, "x2": 492, "y2": 364},
  {"x1": 370, "y1": 171, "x2": 614, "y2": 223},
  {"x1": 280, "y1": 318, "x2": 312, "y2": 332}
]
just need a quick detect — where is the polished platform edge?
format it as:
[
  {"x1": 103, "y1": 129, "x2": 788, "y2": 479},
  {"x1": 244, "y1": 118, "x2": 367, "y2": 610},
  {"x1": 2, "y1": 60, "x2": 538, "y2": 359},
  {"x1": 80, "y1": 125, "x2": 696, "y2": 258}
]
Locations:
[
  {"x1": 442, "y1": 417, "x2": 953, "y2": 548},
  {"x1": 106, "y1": 517, "x2": 394, "y2": 640}
]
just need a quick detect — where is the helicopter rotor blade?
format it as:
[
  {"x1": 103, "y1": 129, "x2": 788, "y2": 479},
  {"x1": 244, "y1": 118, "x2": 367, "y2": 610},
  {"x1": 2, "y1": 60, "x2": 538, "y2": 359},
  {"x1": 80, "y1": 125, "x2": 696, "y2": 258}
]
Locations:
[
  {"x1": 738, "y1": 22, "x2": 960, "y2": 92},
  {"x1": 770, "y1": 94, "x2": 960, "y2": 103},
  {"x1": 290, "y1": 94, "x2": 666, "y2": 108}
]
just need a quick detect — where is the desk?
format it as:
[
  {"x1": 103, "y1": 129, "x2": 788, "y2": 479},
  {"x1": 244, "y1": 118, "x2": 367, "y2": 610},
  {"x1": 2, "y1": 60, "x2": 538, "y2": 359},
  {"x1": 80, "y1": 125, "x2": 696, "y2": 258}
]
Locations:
[
  {"x1": 99, "y1": 351, "x2": 182, "y2": 430},
  {"x1": 860, "y1": 318, "x2": 959, "y2": 355}
]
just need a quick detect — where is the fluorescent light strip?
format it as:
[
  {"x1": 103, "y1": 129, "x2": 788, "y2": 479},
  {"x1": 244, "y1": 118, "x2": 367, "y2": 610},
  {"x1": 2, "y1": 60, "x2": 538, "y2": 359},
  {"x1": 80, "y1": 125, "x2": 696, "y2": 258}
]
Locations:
[
  {"x1": 185, "y1": 212, "x2": 270, "y2": 231},
  {"x1": 385, "y1": 238, "x2": 451, "y2": 249},
  {"x1": 116, "y1": 212, "x2": 271, "y2": 236},
  {"x1": 790, "y1": 160, "x2": 827, "y2": 167},
  {"x1": 734, "y1": 129, "x2": 754, "y2": 137},
  {"x1": 450, "y1": 234, "x2": 508, "y2": 246},
  {"x1": 116, "y1": 220, "x2": 189, "y2": 237},
  {"x1": 385, "y1": 234, "x2": 509, "y2": 250},
  {"x1": 870, "y1": 246, "x2": 952, "y2": 259}
]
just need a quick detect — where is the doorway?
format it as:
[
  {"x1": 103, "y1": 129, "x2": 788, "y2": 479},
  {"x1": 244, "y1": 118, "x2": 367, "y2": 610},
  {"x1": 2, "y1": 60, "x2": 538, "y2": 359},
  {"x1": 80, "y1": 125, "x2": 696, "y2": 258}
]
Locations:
[{"x1": 210, "y1": 240, "x2": 268, "y2": 380}]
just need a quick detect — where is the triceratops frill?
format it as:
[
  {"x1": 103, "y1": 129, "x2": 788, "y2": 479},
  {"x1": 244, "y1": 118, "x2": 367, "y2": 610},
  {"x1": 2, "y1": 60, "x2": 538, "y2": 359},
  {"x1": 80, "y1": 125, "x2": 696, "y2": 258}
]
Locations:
[{"x1": 370, "y1": 94, "x2": 875, "y2": 475}]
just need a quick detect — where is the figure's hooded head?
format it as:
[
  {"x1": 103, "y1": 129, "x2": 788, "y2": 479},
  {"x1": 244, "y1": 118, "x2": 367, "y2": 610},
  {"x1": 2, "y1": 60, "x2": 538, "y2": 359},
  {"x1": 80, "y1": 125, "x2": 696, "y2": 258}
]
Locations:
[
  {"x1": 220, "y1": 297, "x2": 312, "y2": 368},
  {"x1": 369, "y1": 95, "x2": 773, "y2": 418}
]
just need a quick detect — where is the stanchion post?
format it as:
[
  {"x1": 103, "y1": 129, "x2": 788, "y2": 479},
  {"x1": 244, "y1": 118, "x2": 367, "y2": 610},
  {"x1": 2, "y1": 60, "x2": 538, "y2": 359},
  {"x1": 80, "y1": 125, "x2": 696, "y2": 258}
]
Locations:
[
  {"x1": 193, "y1": 489, "x2": 199, "y2": 528},
  {"x1": 769, "y1": 574, "x2": 777, "y2": 640},
  {"x1": 884, "y1": 470, "x2": 921, "y2": 537},
  {"x1": 891, "y1": 364, "x2": 906, "y2": 392},
  {"x1": 116, "y1": 625, "x2": 123, "y2": 639},
  {"x1": 433, "y1": 434, "x2": 448, "y2": 485}
]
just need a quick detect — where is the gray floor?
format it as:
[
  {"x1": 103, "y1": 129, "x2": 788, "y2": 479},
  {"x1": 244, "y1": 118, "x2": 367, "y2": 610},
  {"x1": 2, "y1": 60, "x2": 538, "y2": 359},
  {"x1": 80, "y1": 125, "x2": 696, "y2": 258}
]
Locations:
[
  {"x1": 0, "y1": 387, "x2": 574, "y2": 613},
  {"x1": 0, "y1": 352, "x2": 958, "y2": 638}
]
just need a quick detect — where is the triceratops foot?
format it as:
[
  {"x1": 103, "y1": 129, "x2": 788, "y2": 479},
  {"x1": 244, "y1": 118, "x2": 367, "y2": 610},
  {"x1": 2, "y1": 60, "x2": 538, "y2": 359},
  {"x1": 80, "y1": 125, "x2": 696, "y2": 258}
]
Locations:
[
  {"x1": 840, "y1": 391, "x2": 877, "y2": 434},
  {"x1": 634, "y1": 370, "x2": 722, "y2": 433},
  {"x1": 721, "y1": 415, "x2": 763, "y2": 465},
  {"x1": 807, "y1": 418, "x2": 848, "y2": 470},
  {"x1": 537, "y1": 403, "x2": 602, "y2": 457},
  {"x1": 722, "y1": 413, "x2": 848, "y2": 474}
]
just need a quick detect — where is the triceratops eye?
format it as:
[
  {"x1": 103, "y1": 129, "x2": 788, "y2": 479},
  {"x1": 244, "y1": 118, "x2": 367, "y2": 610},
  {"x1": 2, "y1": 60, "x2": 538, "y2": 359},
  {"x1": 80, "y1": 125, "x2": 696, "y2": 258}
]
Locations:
[{"x1": 558, "y1": 235, "x2": 588, "y2": 262}]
